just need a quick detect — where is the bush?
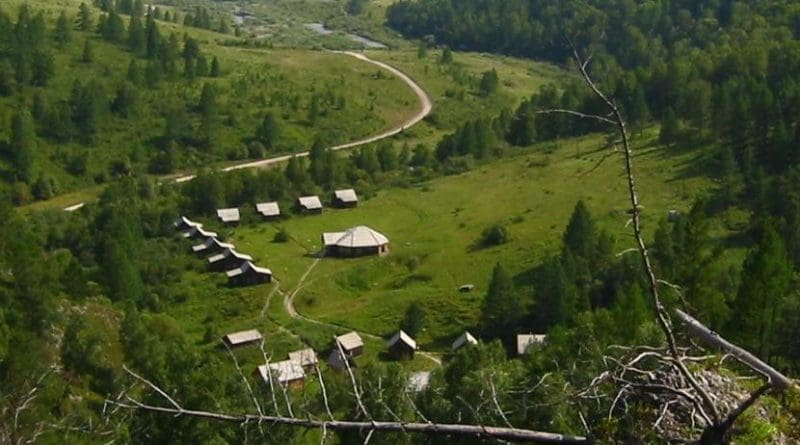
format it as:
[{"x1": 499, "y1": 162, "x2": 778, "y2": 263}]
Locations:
[
  {"x1": 481, "y1": 224, "x2": 509, "y2": 246},
  {"x1": 273, "y1": 227, "x2": 290, "y2": 243}
]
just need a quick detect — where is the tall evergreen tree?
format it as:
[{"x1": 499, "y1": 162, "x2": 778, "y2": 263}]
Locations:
[
  {"x1": 78, "y1": 3, "x2": 93, "y2": 31},
  {"x1": 728, "y1": 225, "x2": 794, "y2": 359},
  {"x1": 10, "y1": 110, "x2": 36, "y2": 182},
  {"x1": 256, "y1": 112, "x2": 280, "y2": 148},
  {"x1": 54, "y1": 11, "x2": 72, "y2": 47},
  {"x1": 481, "y1": 263, "x2": 522, "y2": 344}
]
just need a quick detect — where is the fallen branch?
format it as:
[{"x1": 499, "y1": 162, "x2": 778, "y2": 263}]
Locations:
[{"x1": 673, "y1": 310, "x2": 793, "y2": 390}]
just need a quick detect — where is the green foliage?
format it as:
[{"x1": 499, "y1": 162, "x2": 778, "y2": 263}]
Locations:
[
  {"x1": 478, "y1": 68, "x2": 499, "y2": 96},
  {"x1": 479, "y1": 223, "x2": 508, "y2": 247},
  {"x1": 273, "y1": 227, "x2": 290, "y2": 243},
  {"x1": 481, "y1": 263, "x2": 521, "y2": 343},
  {"x1": 728, "y1": 224, "x2": 794, "y2": 358},
  {"x1": 400, "y1": 302, "x2": 426, "y2": 337}
]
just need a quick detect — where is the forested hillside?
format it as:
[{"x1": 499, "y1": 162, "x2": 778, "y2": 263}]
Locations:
[{"x1": 2, "y1": 0, "x2": 800, "y2": 444}]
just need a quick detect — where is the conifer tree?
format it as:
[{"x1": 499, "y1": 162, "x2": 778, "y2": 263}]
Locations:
[
  {"x1": 10, "y1": 110, "x2": 36, "y2": 182},
  {"x1": 54, "y1": 11, "x2": 72, "y2": 47},
  {"x1": 481, "y1": 263, "x2": 522, "y2": 343},
  {"x1": 729, "y1": 225, "x2": 793, "y2": 359},
  {"x1": 209, "y1": 56, "x2": 221, "y2": 77},
  {"x1": 81, "y1": 38, "x2": 94, "y2": 63},
  {"x1": 256, "y1": 112, "x2": 280, "y2": 148},
  {"x1": 78, "y1": 3, "x2": 93, "y2": 31}
]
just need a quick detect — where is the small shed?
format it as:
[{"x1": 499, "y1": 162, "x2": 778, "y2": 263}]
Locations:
[
  {"x1": 217, "y1": 208, "x2": 241, "y2": 225},
  {"x1": 322, "y1": 226, "x2": 389, "y2": 257},
  {"x1": 288, "y1": 348, "x2": 318, "y2": 372},
  {"x1": 334, "y1": 331, "x2": 364, "y2": 358},
  {"x1": 327, "y1": 348, "x2": 357, "y2": 371},
  {"x1": 256, "y1": 202, "x2": 281, "y2": 220},
  {"x1": 174, "y1": 216, "x2": 201, "y2": 231},
  {"x1": 386, "y1": 330, "x2": 417, "y2": 360},
  {"x1": 192, "y1": 237, "x2": 234, "y2": 256},
  {"x1": 333, "y1": 189, "x2": 358, "y2": 208},
  {"x1": 222, "y1": 329, "x2": 262, "y2": 348},
  {"x1": 226, "y1": 261, "x2": 272, "y2": 286},
  {"x1": 257, "y1": 361, "x2": 305, "y2": 390},
  {"x1": 407, "y1": 371, "x2": 431, "y2": 393},
  {"x1": 183, "y1": 225, "x2": 218, "y2": 240},
  {"x1": 208, "y1": 248, "x2": 253, "y2": 271},
  {"x1": 451, "y1": 331, "x2": 479, "y2": 351},
  {"x1": 517, "y1": 334, "x2": 547, "y2": 356},
  {"x1": 297, "y1": 195, "x2": 323, "y2": 214}
]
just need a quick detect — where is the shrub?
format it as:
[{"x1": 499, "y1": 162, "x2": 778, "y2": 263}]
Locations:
[{"x1": 481, "y1": 224, "x2": 509, "y2": 246}]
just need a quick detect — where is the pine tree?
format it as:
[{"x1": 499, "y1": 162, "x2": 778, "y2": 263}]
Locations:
[
  {"x1": 478, "y1": 69, "x2": 499, "y2": 96},
  {"x1": 54, "y1": 11, "x2": 72, "y2": 47},
  {"x1": 659, "y1": 107, "x2": 681, "y2": 146},
  {"x1": 127, "y1": 15, "x2": 146, "y2": 54},
  {"x1": 256, "y1": 112, "x2": 280, "y2": 148},
  {"x1": 563, "y1": 200, "x2": 596, "y2": 259},
  {"x1": 78, "y1": 3, "x2": 93, "y2": 31},
  {"x1": 81, "y1": 38, "x2": 94, "y2": 63},
  {"x1": 198, "y1": 83, "x2": 216, "y2": 145},
  {"x1": 210, "y1": 56, "x2": 221, "y2": 77},
  {"x1": 10, "y1": 110, "x2": 36, "y2": 182},
  {"x1": 439, "y1": 46, "x2": 453, "y2": 64},
  {"x1": 126, "y1": 58, "x2": 139, "y2": 84},
  {"x1": 481, "y1": 263, "x2": 522, "y2": 343},
  {"x1": 400, "y1": 303, "x2": 426, "y2": 337},
  {"x1": 728, "y1": 225, "x2": 794, "y2": 359}
]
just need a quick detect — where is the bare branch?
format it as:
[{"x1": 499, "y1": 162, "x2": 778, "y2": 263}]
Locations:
[
  {"x1": 335, "y1": 336, "x2": 370, "y2": 420},
  {"x1": 107, "y1": 398, "x2": 591, "y2": 443},
  {"x1": 315, "y1": 364, "x2": 334, "y2": 421},
  {"x1": 123, "y1": 366, "x2": 182, "y2": 414},
  {"x1": 224, "y1": 342, "x2": 264, "y2": 417},
  {"x1": 534, "y1": 109, "x2": 616, "y2": 125},
  {"x1": 674, "y1": 310, "x2": 793, "y2": 390}
]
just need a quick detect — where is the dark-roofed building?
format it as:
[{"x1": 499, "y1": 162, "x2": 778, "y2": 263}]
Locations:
[
  {"x1": 226, "y1": 261, "x2": 272, "y2": 286},
  {"x1": 322, "y1": 226, "x2": 389, "y2": 257},
  {"x1": 517, "y1": 334, "x2": 547, "y2": 356},
  {"x1": 183, "y1": 225, "x2": 218, "y2": 240},
  {"x1": 333, "y1": 189, "x2": 358, "y2": 208},
  {"x1": 222, "y1": 329, "x2": 262, "y2": 348},
  {"x1": 387, "y1": 330, "x2": 417, "y2": 360},
  {"x1": 451, "y1": 331, "x2": 479, "y2": 351},
  {"x1": 327, "y1": 348, "x2": 356, "y2": 371},
  {"x1": 175, "y1": 216, "x2": 201, "y2": 231},
  {"x1": 217, "y1": 208, "x2": 241, "y2": 225},
  {"x1": 288, "y1": 348, "x2": 318, "y2": 372},
  {"x1": 256, "y1": 202, "x2": 281, "y2": 220},
  {"x1": 208, "y1": 248, "x2": 253, "y2": 271},
  {"x1": 334, "y1": 331, "x2": 364, "y2": 358},
  {"x1": 297, "y1": 195, "x2": 323, "y2": 214},
  {"x1": 257, "y1": 361, "x2": 306, "y2": 390},
  {"x1": 192, "y1": 237, "x2": 234, "y2": 256}
]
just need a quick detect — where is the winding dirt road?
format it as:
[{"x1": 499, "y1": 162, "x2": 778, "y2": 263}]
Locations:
[
  {"x1": 172, "y1": 51, "x2": 432, "y2": 183},
  {"x1": 61, "y1": 51, "x2": 433, "y2": 208}
]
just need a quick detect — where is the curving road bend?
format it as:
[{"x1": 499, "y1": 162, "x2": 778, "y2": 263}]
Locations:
[
  {"x1": 172, "y1": 51, "x2": 432, "y2": 183},
  {"x1": 60, "y1": 51, "x2": 433, "y2": 207}
]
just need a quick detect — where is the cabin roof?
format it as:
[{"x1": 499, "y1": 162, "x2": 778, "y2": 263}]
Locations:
[
  {"x1": 217, "y1": 208, "x2": 241, "y2": 223},
  {"x1": 334, "y1": 188, "x2": 358, "y2": 203},
  {"x1": 223, "y1": 329, "x2": 262, "y2": 346},
  {"x1": 336, "y1": 331, "x2": 364, "y2": 351},
  {"x1": 298, "y1": 195, "x2": 322, "y2": 210},
  {"x1": 323, "y1": 226, "x2": 389, "y2": 248},
  {"x1": 387, "y1": 330, "x2": 417, "y2": 350},
  {"x1": 256, "y1": 202, "x2": 280, "y2": 216}
]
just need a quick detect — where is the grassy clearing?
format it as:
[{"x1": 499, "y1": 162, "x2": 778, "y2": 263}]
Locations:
[{"x1": 171, "y1": 128, "x2": 714, "y2": 366}]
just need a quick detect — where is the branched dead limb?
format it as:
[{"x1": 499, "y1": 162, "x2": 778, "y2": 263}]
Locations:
[
  {"x1": 552, "y1": 40, "x2": 793, "y2": 443},
  {"x1": 106, "y1": 394, "x2": 591, "y2": 443}
]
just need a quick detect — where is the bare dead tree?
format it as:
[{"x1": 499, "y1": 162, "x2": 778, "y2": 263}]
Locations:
[{"x1": 541, "y1": 41, "x2": 795, "y2": 444}]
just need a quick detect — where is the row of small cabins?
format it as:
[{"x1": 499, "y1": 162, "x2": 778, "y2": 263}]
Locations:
[
  {"x1": 175, "y1": 216, "x2": 273, "y2": 285},
  {"x1": 221, "y1": 329, "x2": 547, "y2": 390},
  {"x1": 212, "y1": 189, "x2": 360, "y2": 225}
]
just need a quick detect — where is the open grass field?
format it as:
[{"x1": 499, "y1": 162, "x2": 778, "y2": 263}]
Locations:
[{"x1": 166, "y1": 128, "x2": 716, "y2": 379}]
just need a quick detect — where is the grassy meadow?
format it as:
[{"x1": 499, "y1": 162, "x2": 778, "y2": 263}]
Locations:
[{"x1": 165, "y1": 128, "x2": 715, "y2": 379}]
